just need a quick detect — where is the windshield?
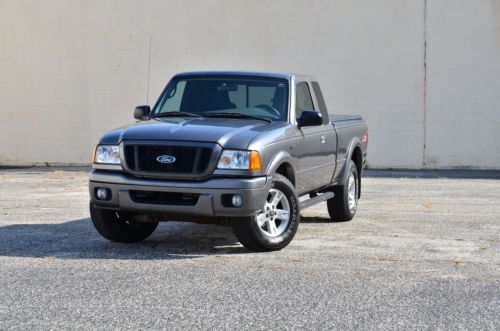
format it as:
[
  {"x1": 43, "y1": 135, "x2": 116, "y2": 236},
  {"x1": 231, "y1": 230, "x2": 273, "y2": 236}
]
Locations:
[{"x1": 152, "y1": 76, "x2": 289, "y2": 121}]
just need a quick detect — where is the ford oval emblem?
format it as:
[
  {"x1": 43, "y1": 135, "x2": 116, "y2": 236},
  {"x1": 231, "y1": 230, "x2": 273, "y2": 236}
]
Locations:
[{"x1": 156, "y1": 155, "x2": 176, "y2": 164}]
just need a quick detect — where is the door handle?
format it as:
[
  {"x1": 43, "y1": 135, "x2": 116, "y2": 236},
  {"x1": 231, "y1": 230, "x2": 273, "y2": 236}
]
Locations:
[{"x1": 320, "y1": 135, "x2": 326, "y2": 144}]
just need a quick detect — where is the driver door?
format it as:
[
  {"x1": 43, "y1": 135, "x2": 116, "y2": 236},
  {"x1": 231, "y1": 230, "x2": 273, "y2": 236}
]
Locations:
[{"x1": 294, "y1": 82, "x2": 333, "y2": 193}]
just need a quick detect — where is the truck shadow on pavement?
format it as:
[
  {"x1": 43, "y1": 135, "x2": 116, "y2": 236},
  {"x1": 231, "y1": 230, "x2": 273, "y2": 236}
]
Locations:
[
  {"x1": 0, "y1": 218, "x2": 250, "y2": 260},
  {"x1": 301, "y1": 216, "x2": 339, "y2": 223}
]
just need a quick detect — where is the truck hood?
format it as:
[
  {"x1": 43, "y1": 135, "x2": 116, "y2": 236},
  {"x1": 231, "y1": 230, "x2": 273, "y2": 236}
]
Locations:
[{"x1": 99, "y1": 117, "x2": 285, "y2": 149}]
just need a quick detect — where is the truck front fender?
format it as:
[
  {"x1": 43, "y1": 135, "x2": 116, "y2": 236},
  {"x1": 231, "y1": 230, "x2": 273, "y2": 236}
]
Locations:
[{"x1": 266, "y1": 151, "x2": 297, "y2": 186}]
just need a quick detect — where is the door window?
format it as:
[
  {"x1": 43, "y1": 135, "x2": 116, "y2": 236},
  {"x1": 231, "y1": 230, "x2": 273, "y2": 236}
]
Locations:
[{"x1": 295, "y1": 82, "x2": 314, "y2": 118}]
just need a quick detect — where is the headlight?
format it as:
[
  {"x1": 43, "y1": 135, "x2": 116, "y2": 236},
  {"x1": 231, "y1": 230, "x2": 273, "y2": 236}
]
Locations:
[
  {"x1": 94, "y1": 145, "x2": 120, "y2": 164},
  {"x1": 217, "y1": 150, "x2": 261, "y2": 170}
]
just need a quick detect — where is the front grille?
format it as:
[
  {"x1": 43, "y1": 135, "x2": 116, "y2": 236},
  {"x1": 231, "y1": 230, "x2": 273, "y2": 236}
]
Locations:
[{"x1": 124, "y1": 144, "x2": 213, "y2": 175}]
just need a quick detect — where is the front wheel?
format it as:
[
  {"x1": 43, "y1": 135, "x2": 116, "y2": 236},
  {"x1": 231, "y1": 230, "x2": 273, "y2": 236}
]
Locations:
[
  {"x1": 90, "y1": 204, "x2": 158, "y2": 243},
  {"x1": 231, "y1": 174, "x2": 300, "y2": 252}
]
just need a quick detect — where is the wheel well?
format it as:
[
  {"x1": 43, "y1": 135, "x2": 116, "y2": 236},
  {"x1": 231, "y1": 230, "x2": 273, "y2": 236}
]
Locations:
[
  {"x1": 275, "y1": 163, "x2": 295, "y2": 187},
  {"x1": 351, "y1": 146, "x2": 363, "y2": 198}
]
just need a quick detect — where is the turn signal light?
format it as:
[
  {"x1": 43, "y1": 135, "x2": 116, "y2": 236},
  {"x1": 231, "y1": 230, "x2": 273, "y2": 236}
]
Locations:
[{"x1": 249, "y1": 151, "x2": 262, "y2": 171}]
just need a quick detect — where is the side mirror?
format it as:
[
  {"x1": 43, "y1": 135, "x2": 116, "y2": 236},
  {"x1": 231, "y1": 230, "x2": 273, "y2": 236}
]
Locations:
[
  {"x1": 134, "y1": 105, "x2": 150, "y2": 120},
  {"x1": 297, "y1": 110, "x2": 323, "y2": 127}
]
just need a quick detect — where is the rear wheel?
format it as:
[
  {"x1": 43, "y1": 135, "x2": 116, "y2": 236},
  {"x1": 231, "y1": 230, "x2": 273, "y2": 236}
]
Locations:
[
  {"x1": 327, "y1": 160, "x2": 359, "y2": 222},
  {"x1": 231, "y1": 174, "x2": 300, "y2": 252},
  {"x1": 90, "y1": 204, "x2": 158, "y2": 243}
]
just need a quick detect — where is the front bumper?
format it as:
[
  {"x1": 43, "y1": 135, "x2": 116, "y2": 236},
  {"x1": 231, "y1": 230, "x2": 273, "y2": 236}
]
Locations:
[{"x1": 89, "y1": 171, "x2": 272, "y2": 217}]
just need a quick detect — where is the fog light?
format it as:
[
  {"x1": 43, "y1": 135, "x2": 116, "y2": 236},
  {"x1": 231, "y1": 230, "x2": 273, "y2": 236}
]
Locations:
[
  {"x1": 232, "y1": 194, "x2": 243, "y2": 207},
  {"x1": 96, "y1": 187, "x2": 109, "y2": 200}
]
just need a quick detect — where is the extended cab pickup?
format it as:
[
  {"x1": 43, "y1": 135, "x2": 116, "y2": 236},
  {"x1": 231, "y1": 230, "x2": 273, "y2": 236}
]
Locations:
[{"x1": 89, "y1": 71, "x2": 368, "y2": 251}]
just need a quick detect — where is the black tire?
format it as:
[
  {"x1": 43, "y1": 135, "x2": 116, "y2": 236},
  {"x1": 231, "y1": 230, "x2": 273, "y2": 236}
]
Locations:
[
  {"x1": 90, "y1": 204, "x2": 158, "y2": 243},
  {"x1": 231, "y1": 173, "x2": 300, "y2": 252},
  {"x1": 327, "y1": 160, "x2": 359, "y2": 222}
]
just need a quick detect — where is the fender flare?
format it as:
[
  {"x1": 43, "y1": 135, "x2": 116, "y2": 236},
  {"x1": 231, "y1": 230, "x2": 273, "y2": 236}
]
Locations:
[
  {"x1": 266, "y1": 151, "x2": 297, "y2": 186},
  {"x1": 339, "y1": 137, "x2": 363, "y2": 197}
]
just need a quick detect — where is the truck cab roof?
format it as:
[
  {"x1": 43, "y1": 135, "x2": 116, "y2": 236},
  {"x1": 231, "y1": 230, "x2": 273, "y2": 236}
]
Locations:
[{"x1": 173, "y1": 70, "x2": 318, "y2": 83}]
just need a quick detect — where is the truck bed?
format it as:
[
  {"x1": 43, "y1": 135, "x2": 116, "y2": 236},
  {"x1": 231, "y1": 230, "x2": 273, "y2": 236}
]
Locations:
[{"x1": 330, "y1": 114, "x2": 363, "y2": 123}]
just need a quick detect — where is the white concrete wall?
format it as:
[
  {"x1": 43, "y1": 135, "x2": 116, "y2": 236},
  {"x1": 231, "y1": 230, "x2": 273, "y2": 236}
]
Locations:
[
  {"x1": 425, "y1": 0, "x2": 500, "y2": 168},
  {"x1": 0, "y1": 0, "x2": 499, "y2": 168}
]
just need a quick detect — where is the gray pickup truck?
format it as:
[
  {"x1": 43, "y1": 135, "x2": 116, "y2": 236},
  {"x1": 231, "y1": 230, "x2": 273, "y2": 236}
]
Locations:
[{"x1": 89, "y1": 71, "x2": 368, "y2": 251}]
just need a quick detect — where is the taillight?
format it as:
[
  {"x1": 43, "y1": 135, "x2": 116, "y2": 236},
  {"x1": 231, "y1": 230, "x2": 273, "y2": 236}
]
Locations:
[{"x1": 362, "y1": 131, "x2": 368, "y2": 149}]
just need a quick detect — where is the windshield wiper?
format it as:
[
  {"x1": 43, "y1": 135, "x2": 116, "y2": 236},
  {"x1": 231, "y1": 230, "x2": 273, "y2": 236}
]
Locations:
[
  {"x1": 202, "y1": 112, "x2": 272, "y2": 123},
  {"x1": 154, "y1": 111, "x2": 201, "y2": 118}
]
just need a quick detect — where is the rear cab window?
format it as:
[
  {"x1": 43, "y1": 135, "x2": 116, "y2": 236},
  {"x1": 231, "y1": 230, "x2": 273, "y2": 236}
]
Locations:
[{"x1": 311, "y1": 81, "x2": 329, "y2": 123}]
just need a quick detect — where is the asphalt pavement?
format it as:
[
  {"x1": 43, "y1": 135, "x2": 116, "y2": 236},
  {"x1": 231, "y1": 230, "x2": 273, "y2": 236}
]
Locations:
[{"x1": 0, "y1": 168, "x2": 498, "y2": 330}]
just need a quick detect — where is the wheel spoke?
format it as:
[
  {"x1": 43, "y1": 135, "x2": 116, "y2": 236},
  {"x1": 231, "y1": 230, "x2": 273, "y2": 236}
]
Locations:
[
  {"x1": 267, "y1": 220, "x2": 278, "y2": 235},
  {"x1": 271, "y1": 191, "x2": 283, "y2": 206},
  {"x1": 257, "y1": 212, "x2": 267, "y2": 226},
  {"x1": 275, "y1": 209, "x2": 289, "y2": 221}
]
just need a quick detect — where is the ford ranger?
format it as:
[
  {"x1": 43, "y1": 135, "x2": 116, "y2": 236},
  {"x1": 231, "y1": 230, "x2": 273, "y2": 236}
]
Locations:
[{"x1": 89, "y1": 71, "x2": 368, "y2": 251}]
